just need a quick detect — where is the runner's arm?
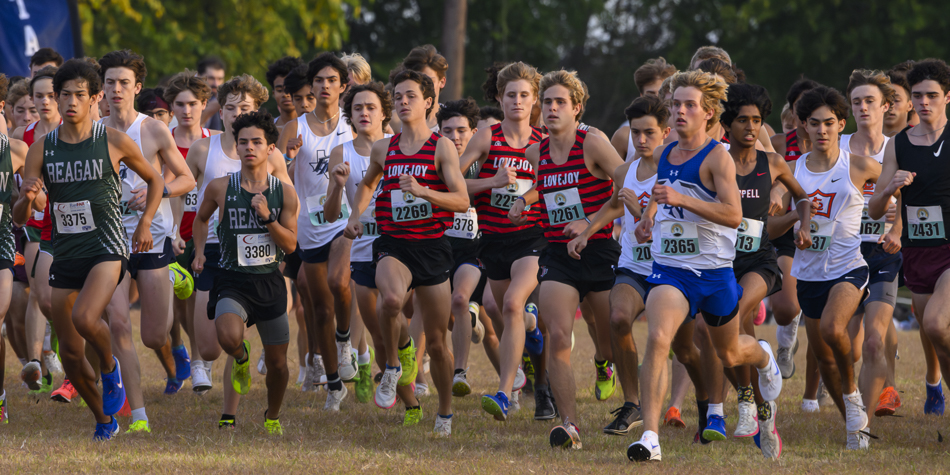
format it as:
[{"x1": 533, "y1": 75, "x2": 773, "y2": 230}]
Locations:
[
  {"x1": 323, "y1": 144, "x2": 347, "y2": 222},
  {"x1": 149, "y1": 120, "x2": 195, "y2": 198},
  {"x1": 344, "y1": 140, "x2": 386, "y2": 239},
  {"x1": 12, "y1": 139, "x2": 44, "y2": 225},
  {"x1": 192, "y1": 177, "x2": 223, "y2": 273},
  {"x1": 869, "y1": 138, "x2": 906, "y2": 220},
  {"x1": 263, "y1": 181, "x2": 299, "y2": 254}
]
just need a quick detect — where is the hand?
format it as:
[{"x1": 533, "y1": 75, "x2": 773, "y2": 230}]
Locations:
[
  {"x1": 618, "y1": 188, "x2": 639, "y2": 215},
  {"x1": 399, "y1": 174, "x2": 425, "y2": 196},
  {"x1": 173, "y1": 235, "x2": 186, "y2": 257},
  {"x1": 885, "y1": 201, "x2": 897, "y2": 223},
  {"x1": 343, "y1": 218, "x2": 363, "y2": 239},
  {"x1": 562, "y1": 219, "x2": 587, "y2": 239},
  {"x1": 19, "y1": 177, "x2": 42, "y2": 202},
  {"x1": 131, "y1": 224, "x2": 154, "y2": 253},
  {"x1": 769, "y1": 187, "x2": 787, "y2": 216},
  {"x1": 880, "y1": 227, "x2": 902, "y2": 254},
  {"x1": 129, "y1": 187, "x2": 148, "y2": 211},
  {"x1": 508, "y1": 199, "x2": 527, "y2": 226},
  {"x1": 192, "y1": 253, "x2": 206, "y2": 274},
  {"x1": 651, "y1": 184, "x2": 683, "y2": 207},
  {"x1": 794, "y1": 222, "x2": 813, "y2": 250},
  {"x1": 567, "y1": 235, "x2": 588, "y2": 260},
  {"x1": 886, "y1": 170, "x2": 915, "y2": 195},
  {"x1": 493, "y1": 166, "x2": 517, "y2": 188},
  {"x1": 331, "y1": 161, "x2": 350, "y2": 187},
  {"x1": 634, "y1": 215, "x2": 653, "y2": 244},
  {"x1": 251, "y1": 193, "x2": 270, "y2": 221},
  {"x1": 286, "y1": 134, "x2": 303, "y2": 159}
]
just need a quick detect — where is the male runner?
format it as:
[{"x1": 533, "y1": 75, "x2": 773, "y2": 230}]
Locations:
[
  {"x1": 198, "y1": 57, "x2": 226, "y2": 131},
  {"x1": 611, "y1": 58, "x2": 677, "y2": 160},
  {"x1": 193, "y1": 110, "x2": 299, "y2": 434},
  {"x1": 628, "y1": 70, "x2": 785, "y2": 462},
  {"x1": 344, "y1": 70, "x2": 469, "y2": 436},
  {"x1": 392, "y1": 45, "x2": 449, "y2": 133},
  {"x1": 884, "y1": 66, "x2": 916, "y2": 137},
  {"x1": 266, "y1": 56, "x2": 304, "y2": 129},
  {"x1": 285, "y1": 66, "x2": 317, "y2": 119},
  {"x1": 29, "y1": 48, "x2": 63, "y2": 78},
  {"x1": 7, "y1": 80, "x2": 39, "y2": 129},
  {"x1": 13, "y1": 59, "x2": 165, "y2": 439},
  {"x1": 137, "y1": 88, "x2": 172, "y2": 126}
]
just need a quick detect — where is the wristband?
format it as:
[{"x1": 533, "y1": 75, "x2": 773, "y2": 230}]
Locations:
[
  {"x1": 516, "y1": 196, "x2": 527, "y2": 205},
  {"x1": 284, "y1": 153, "x2": 293, "y2": 163},
  {"x1": 584, "y1": 217, "x2": 591, "y2": 224},
  {"x1": 796, "y1": 198, "x2": 811, "y2": 206}
]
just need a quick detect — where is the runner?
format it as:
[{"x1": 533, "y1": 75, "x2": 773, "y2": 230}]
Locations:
[
  {"x1": 611, "y1": 58, "x2": 677, "y2": 161},
  {"x1": 344, "y1": 69, "x2": 469, "y2": 436},
  {"x1": 13, "y1": 59, "x2": 165, "y2": 439},
  {"x1": 277, "y1": 52, "x2": 356, "y2": 407},
  {"x1": 29, "y1": 48, "x2": 63, "y2": 78},
  {"x1": 627, "y1": 70, "x2": 785, "y2": 462},
  {"x1": 341, "y1": 53, "x2": 372, "y2": 88},
  {"x1": 265, "y1": 56, "x2": 304, "y2": 129},
  {"x1": 192, "y1": 110, "x2": 299, "y2": 433},
  {"x1": 392, "y1": 45, "x2": 449, "y2": 133},
  {"x1": 284, "y1": 66, "x2": 317, "y2": 119},
  {"x1": 137, "y1": 88, "x2": 172, "y2": 127},
  {"x1": 198, "y1": 57, "x2": 227, "y2": 131},
  {"x1": 884, "y1": 64, "x2": 917, "y2": 137},
  {"x1": 6, "y1": 80, "x2": 39, "y2": 129}
]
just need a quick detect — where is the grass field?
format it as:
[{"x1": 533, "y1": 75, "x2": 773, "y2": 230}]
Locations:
[{"x1": 2, "y1": 309, "x2": 949, "y2": 474}]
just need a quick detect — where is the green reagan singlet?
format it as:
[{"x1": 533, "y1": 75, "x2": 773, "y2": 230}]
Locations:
[
  {"x1": 0, "y1": 134, "x2": 16, "y2": 263},
  {"x1": 216, "y1": 172, "x2": 285, "y2": 274},
  {"x1": 42, "y1": 123, "x2": 128, "y2": 259}
]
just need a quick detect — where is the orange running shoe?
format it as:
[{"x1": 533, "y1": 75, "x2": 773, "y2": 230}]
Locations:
[
  {"x1": 664, "y1": 406, "x2": 686, "y2": 428},
  {"x1": 51, "y1": 378, "x2": 79, "y2": 403},
  {"x1": 14, "y1": 252, "x2": 25, "y2": 267},
  {"x1": 875, "y1": 386, "x2": 902, "y2": 416}
]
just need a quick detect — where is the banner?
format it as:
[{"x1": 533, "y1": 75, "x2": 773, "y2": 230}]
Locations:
[{"x1": 0, "y1": 0, "x2": 82, "y2": 77}]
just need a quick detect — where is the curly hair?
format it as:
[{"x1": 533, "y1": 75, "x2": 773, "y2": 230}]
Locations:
[
  {"x1": 720, "y1": 83, "x2": 772, "y2": 127},
  {"x1": 266, "y1": 56, "x2": 304, "y2": 88},
  {"x1": 217, "y1": 74, "x2": 269, "y2": 109},
  {"x1": 670, "y1": 70, "x2": 729, "y2": 130},
  {"x1": 342, "y1": 81, "x2": 392, "y2": 130},
  {"x1": 908, "y1": 58, "x2": 950, "y2": 94},
  {"x1": 232, "y1": 110, "x2": 279, "y2": 145},
  {"x1": 795, "y1": 85, "x2": 849, "y2": 122},
  {"x1": 481, "y1": 62, "x2": 509, "y2": 105},
  {"x1": 539, "y1": 70, "x2": 589, "y2": 121}
]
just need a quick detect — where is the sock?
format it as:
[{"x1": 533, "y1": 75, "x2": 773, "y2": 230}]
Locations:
[
  {"x1": 357, "y1": 350, "x2": 371, "y2": 365},
  {"x1": 454, "y1": 368, "x2": 464, "y2": 375},
  {"x1": 697, "y1": 398, "x2": 709, "y2": 428},
  {"x1": 757, "y1": 401, "x2": 773, "y2": 421},
  {"x1": 336, "y1": 329, "x2": 350, "y2": 342},
  {"x1": 707, "y1": 403, "x2": 724, "y2": 419},
  {"x1": 927, "y1": 378, "x2": 943, "y2": 389},
  {"x1": 221, "y1": 413, "x2": 235, "y2": 423},
  {"x1": 235, "y1": 349, "x2": 249, "y2": 365},
  {"x1": 398, "y1": 340, "x2": 411, "y2": 351},
  {"x1": 844, "y1": 390, "x2": 860, "y2": 401},
  {"x1": 0, "y1": 390, "x2": 5, "y2": 400},
  {"x1": 131, "y1": 408, "x2": 148, "y2": 423},
  {"x1": 641, "y1": 429, "x2": 658, "y2": 445},
  {"x1": 738, "y1": 385, "x2": 754, "y2": 404},
  {"x1": 327, "y1": 372, "x2": 342, "y2": 391},
  {"x1": 406, "y1": 405, "x2": 420, "y2": 411},
  {"x1": 438, "y1": 413, "x2": 452, "y2": 419},
  {"x1": 776, "y1": 311, "x2": 802, "y2": 348},
  {"x1": 174, "y1": 344, "x2": 186, "y2": 352}
]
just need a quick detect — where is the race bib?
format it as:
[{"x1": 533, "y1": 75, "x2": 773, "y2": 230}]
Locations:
[
  {"x1": 543, "y1": 187, "x2": 586, "y2": 226},
  {"x1": 491, "y1": 179, "x2": 533, "y2": 210},
  {"x1": 391, "y1": 190, "x2": 432, "y2": 222},
  {"x1": 33, "y1": 209, "x2": 44, "y2": 221},
  {"x1": 184, "y1": 187, "x2": 199, "y2": 213},
  {"x1": 907, "y1": 205, "x2": 945, "y2": 240},
  {"x1": 859, "y1": 205, "x2": 887, "y2": 239},
  {"x1": 445, "y1": 208, "x2": 479, "y2": 239},
  {"x1": 237, "y1": 233, "x2": 276, "y2": 266},
  {"x1": 660, "y1": 221, "x2": 699, "y2": 256},
  {"x1": 306, "y1": 194, "x2": 349, "y2": 226},
  {"x1": 359, "y1": 205, "x2": 379, "y2": 237},
  {"x1": 53, "y1": 201, "x2": 96, "y2": 234},
  {"x1": 632, "y1": 243, "x2": 653, "y2": 263},
  {"x1": 120, "y1": 183, "x2": 137, "y2": 217},
  {"x1": 806, "y1": 219, "x2": 834, "y2": 252},
  {"x1": 735, "y1": 218, "x2": 764, "y2": 253}
]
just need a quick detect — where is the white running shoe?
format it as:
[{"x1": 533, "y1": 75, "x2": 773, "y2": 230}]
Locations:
[
  {"x1": 433, "y1": 416, "x2": 452, "y2": 437},
  {"x1": 313, "y1": 354, "x2": 327, "y2": 387},
  {"x1": 758, "y1": 401, "x2": 782, "y2": 459},
  {"x1": 510, "y1": 389, "x2": 521, "y2": 412},
  {"x1": 470, "y1": 302, "x2": 484, "y2": 344},
  {"x1": 844, "y1": 391, "x2": 868, "y2": 433},
  {"x1": 801, "y1": 399, "x2": 820, "y2": 413},
  {"x1": 452, "y1": 370, "x2": 472, "y2": 397},
  {"x1": 257, "y1": 351, "x2": 267, "y2": 375},
  {"x1": 302, "y1": 354, "x2": 315, "y2": 392},
  {"x1": 191, "y1": 360, "x2": 212, "y2": 394},
  {"x1": 818, "y1": 381, "x2": 835, "y2": 407},
  {"x1": 337, "y1": 340, "x2": 358, "y2": 382},
  {"x1": 375, "y1": 367, "x2": 401, "y2": 409},
  {"x1": 847, "y1": 426, "x2": 870, "y2": 450},
  {"x1": 324, "y1": 385, "x2": 348, "y2": 411},
  {"x1": 296, "y1": 366, "x2": 306, "y2": 385},
  {"x1": 43, "y1": 321, "x2": 52, "y2": 351},
  {"x1": 414, "y1": 382, "x2": 430, "y2": 398},
  {"x1": 756, "y1": 340, "x2": 783, "y2": 401},
  {"x1": 734, "y1": 401, "x2": 759, "y2": 437},
  {"x1": 775, "y1": 338, "x2": 798, "y2": 380},
  {"x1": 43, "y1": 350, "x2": 64, "y2": 375},
  {"x1": 627, "y1": 439, "x2": 661, "y2": 462},
  {"x1": 513, "y1": 367, "x2": 526, "y2": 391}
]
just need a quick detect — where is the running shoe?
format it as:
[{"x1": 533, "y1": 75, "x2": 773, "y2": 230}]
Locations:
[
  {"x1": 433, "y1": 415, "x2": 452, "y2": 437},
  {"x1": 337, "y1": 339, "x2": 358, "y2": 382},
  {"x1": 128, "y1": 420, "x2": 151, "y2": 433},
  {"x1": 218, "y1": 416, "x2": 236, "y2": 429},
  {"x1": 51, "y1": 378, "x2": 79, "y2": 403},
  {"x1": 164, "y1": 378, "x2": 182, "y2": 395},
  {"x1": 594, "y1": 361, "x2": 616, "y2": 401},
  {"x1": 513, "y1": 366, "x2": 526, "y2": 392},
  {"x1": 847, "y1": 428, "x2": 870, "y2": 450},
  {"x1": 101, "y1": 356, "x2": 126, "y2": 416},
  {"x1": 0, "y1": 392, "x2": 7, "y2": 424},
  {"x1": 522, "y1": 355, "x2": 535, "y2": 394},
  {"x1": 549, "y1": 420, "x2": 582, "y2": 449},
  {"x1": 264, "y1": 417, "x2": 283, "y2": 435},
  {"x1": 355, "y1": 347, "x2": 375, "y2": 403},
  {"x1": 118, "y1": 398, "x2": 132, "y2": 418},
  {"x1": 296, "y1": 366, "x2": 306, "y2": 386},
  {"x1": 801, "y1": 399, "x2": 820, "y2": 413},
  {"x1": 754, "y1": 300, "x2": 767, "y2": 325},
  {"x1": 925, "y1": 382, "x2": 945, "y2": 415},
  {"x1": 20, "y1": 359, "x2": 42, "y2": 391},
  {"x1": 257, "y1": 350, "x2": 267, "y2": 375},
  {"x1": 817, "y1": 380, "x2": 835, "y2": 408},
  {"x1": 414, "y1": 382, "x2": 430, "y2": 398},
  {"x1": 844, "y1": 391, "x2": 868, "y2": 435},
  {"x1": 735, "y1": 401, "x2": 759, "y2": 438},
  {"x1": 603, "y1": 404, "x2": 642, "y2": 435},
  {"x1": 43, "y1": 350, "x2": 64, "y2": 375},
  {"x1": 375, "y1": 367, "x2": 402, "y2": 409},
  {"x1": 301, "y1": 354, "x2": 316, "y2": 392},
  {"x1": 702, "y1": 414, "x2": 727, "y2": 441},
  {"x1": 172, "y1": 345, "x2": 191, "y2": 381},
  {"x1": 324, "y1": 385, "x2": 348, "y2": 411},
  {"x1": 93, "y1": 416, "x2": 120, "y2": 441},
  {"x1": 510, "y1": 389, "x2": 521, "y2": 412},
  {"x1": 470, "y1": 302, "x2": 484, "y2": 344},
  {"x1": 232, "y1": 340, "x2": 252, "y2": 395},
  {"x1": 452, "y1": 370, "x2": 472, "y2": 397},
  {"x1": 756, "y1": 340, "x2": 783, "y2": 401},
  {"x1": 875, "y1": 386, "x2": 902, "y2": 416},
  {"x1": 397, "y1": 339, "x2": 418, "y2": 386},
  {"x1": 627, "y1": 438, "x2": 661, "y2": 462},
  {"x1": 169, "y1": 262, "x2": 194, "y2": 300},
  {"x1": 481, "y1": 391, "x2": 510, "y2": 421},
  {"x1": 663, "y1": 407, "x2": 686, "y2": 428},
  {"x1": 776, "y1": 338, "x2": 798, "y2": 380},
  {"x1": 192, "y1": 360, "x2": 212, "y2": 395},
  {"x1": 524, "y1": 303, "x2": 543, "y2": 356},
  {"x1": 534, "y1": 385, "x2": 558, "y2": 420},
  {"x1": 28, "y1": 373, "x2": 53, "y2": 395},
  {"x1": 756, "y1": 401, "x2": 782, "y2": 459},
  {"x1": 404, "y1": 406, "x2": 423, "y2": 426}
]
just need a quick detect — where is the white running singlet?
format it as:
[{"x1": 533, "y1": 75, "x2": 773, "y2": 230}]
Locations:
[
  {"x1": 840, "y1": 133, "x2": 893, "y2": 242},
  {"x1": 120, "y1": 113, "x2": 174, "y2": 253},
  {"x1": 344, "y1": 136, "x2": 391, "y2": 263},
  {"x1": 197, "y1": 134, "x2": 241, "y2": 245},
  {"x1": 618, "y1": 158, "x2": 656, "y2": 276}
]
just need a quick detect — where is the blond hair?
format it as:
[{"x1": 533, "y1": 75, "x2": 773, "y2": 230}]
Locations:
[
  {"x1": 217, "y1": 74, "x2": 269, "y2": 109},
  {"x1": 670, "y1": 70, "x2": 728, "y2": 131},
  {"x1": 539, "y1": 70, "x2": 589, "y2": 121},
  {"x1": 341, "y1": 53, "x2": 372, "y2": 85},
  {"x1": 846, "y1": 69, "x2": 897, "y2": 106},
  {"x1": 496, "y1": 62, "x2": 541, "y2": 100}
]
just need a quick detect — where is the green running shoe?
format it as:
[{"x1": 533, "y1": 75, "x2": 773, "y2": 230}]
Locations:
[
  {"x1": 169, "y1": 262, "x2": 194, "y2": 300},
  {"x1": 397, "y1": 338, "x2": 418, "y2": 386},
  {"x1": 232, "y1": 340, "x2": 252, "y2": 395},
  {"x1": 404, "y1": 406, "x2": 423, "y2": 426},
  {"x1": 594, "y1": 360, "x2": 616, "y2": 401},
  {"x1": 355, "y1": 346, "x2": 375, "y2": 403},
  {"x1": 128, "y1": 419, "x2": 151, "y2": 433},
  {"x1": 264, "y1": 417, "x2": 283, "y2": 435}
]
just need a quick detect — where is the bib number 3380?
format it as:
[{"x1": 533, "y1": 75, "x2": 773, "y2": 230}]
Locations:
[{"x1": 238, "y1": 233, "x2": 276, "y2": 266}]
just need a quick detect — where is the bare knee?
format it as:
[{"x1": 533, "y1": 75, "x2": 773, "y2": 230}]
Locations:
[
  {"x1": 609, "y1": 307, "x2": 633, "y2": 335},
  {"x1": 451, "y1": 292, "x2": 470, "y2": 315},
  {"x1": 141, "y1": 331, "x2": 167, "y2": 350},
  {"x1": 380, "y1": 292, "x2": 404, "y2": 316},
  {"x1": 329, "y1": 277, "x2": 350, "y2": 301}
]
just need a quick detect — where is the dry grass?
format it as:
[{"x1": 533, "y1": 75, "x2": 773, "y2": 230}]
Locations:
[{"x1": 2, "y1": 309, "x2": 950, "y2": 474}]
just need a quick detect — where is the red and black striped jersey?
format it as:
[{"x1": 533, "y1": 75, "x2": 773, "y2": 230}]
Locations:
[
  {"x1": 23, "y1": 121, "x2": 52, "y2": 235},
  {"x1": 536, "y1": 129, "x2": 613, "y2": 243},
  {"x1": 375, "y1": 133, "x2": 452, "y2": 240},
  {"x1": 785, "y1": 129, "x2": 802, "y2": 162},
  {"x1": 474, "y1": 123, "x2": 544, "y2": 237}
]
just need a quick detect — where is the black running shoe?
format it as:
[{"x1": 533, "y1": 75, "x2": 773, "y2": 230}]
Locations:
[
  {"x1": 603, "y1": 404, "x2": 643, "y2": 435},
  {"x1": 534, "y1": 385, "x2": 558, "y2": 420}
]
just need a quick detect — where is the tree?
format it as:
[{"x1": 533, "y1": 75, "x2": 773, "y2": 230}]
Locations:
[{"x1": 441, "y1": 0, "x2": 467, "y2": 101}]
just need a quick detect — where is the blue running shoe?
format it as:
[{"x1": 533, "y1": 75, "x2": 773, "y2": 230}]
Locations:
[
  {"x1": 481, "y1": 391, "x2": 510, "y2": 421},
  {"x1": 164, "y1": 378, "x2": 182, "y2": 395},
  {"x1": 524, "y1": 304, "x2": 543, "y2": 356},
  {"x1": 101, "y1": 356, "x2": 126, "y2": 416},
  {"x1": 702, "y1": 414, "x2": 727, "y2": 441},
  {"x1": 925, "y1": 383, "x2": 945, "y2": 416},
  {"x1": 93, "y1": 416, "x2": 120, "y2": 441},
  {"x1": 172, "y1": 344, "x2": 191, "y2": 381}
]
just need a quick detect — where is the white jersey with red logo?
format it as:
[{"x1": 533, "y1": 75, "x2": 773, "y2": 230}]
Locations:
[
  {"x1": 840, "y1": 133, "x2": 892, "y2": 242},
  {"x1": 618, "y1": 157, "x2": 656, "y2": 275}
]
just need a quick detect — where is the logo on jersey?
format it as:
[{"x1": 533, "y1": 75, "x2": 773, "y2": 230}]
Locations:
[
  {"x1": 738, "y1": 219, "x2": 749, "y2": 233},
  {"x1": 309, "y1": 150, "x2": 330, "y2": 176},
  {"x1": 807, "y1": 189, "x2": 836, "y2": 219},
  {"x1": 227, "y1": 195, "x2": 238, "y2": 202},
  {"x1": 319, "y1": 195, "x2": 327, "y2": 206},
  {"x1": 494, "y1": 141, "x2": 503, "y2": 146},
  {"x1": 669, "y1": 169, "x2": 679, "y2": 177},
  {"x1": 918, "y1": 208, "x2": 930, "y2": 221},
  {"x1": 637, "y1": 192, "x2": 650, "y2": 208},
  {"x1": 862, "y1": 206, "x2": 870, "y2": 219},
  {"x1": 671, "y1": 223, "x2": 685, "y2": 237},
  {"x1": 863, "y1": 182, "x2": 875, "y2": 196},
  {"x1": 554, "y1": 193, "x2": 567, "y2": 207},
  {"x1": 810, "y1": 221, "x2": 820, "y2": 234},
  {"x1": 388, "y1": 151, "x2": 396, "y2": 156}
]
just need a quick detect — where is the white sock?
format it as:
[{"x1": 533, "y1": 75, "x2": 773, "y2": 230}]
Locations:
[
  {"x1": 641, "y1": 430, "x2": 659, "y2": 445},
  {"x1": 707, "y1": 403, "x2": 724, "y2": 418},
  {"x1": 776, "y1": 311, "x2": 801, "y2": 348},
  {"x1": 927, "y1": 378, "x2": 942, "y2": 388},
  {"x1": 131, "y1": 408, "x2": 148, "y2": 423},
  {"x1": 843, "y1": 390, "x2": 860, "y2": 401},
  {"x1": 357, "y1": 350, "x2": 371, "y2": 365},
  {"x1": 304, "y1": 353, "x2": 310, "y2": 368}
]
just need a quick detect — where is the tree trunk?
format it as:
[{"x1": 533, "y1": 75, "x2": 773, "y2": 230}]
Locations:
[{"x1": 441, "y1": 0, "x2": 467, "y2": 102}]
